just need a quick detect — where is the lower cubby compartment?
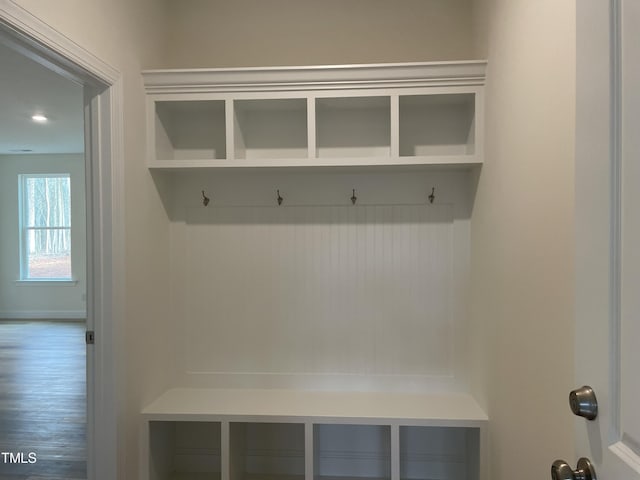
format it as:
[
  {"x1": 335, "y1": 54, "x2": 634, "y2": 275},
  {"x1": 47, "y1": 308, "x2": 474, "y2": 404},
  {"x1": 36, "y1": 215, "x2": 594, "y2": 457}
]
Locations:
[
  {"x1": 400, "y1": 426, "x2": 479, "y2": 480},
  {"x1": 149, "y1": 421, "x2": 222, "y2": 480},
  {"x1": 313, "y1": 424, "x2": 391, "y2": 480},
  {"x1": 230, "y1": 422, "x2": 305, "y2": 480}
]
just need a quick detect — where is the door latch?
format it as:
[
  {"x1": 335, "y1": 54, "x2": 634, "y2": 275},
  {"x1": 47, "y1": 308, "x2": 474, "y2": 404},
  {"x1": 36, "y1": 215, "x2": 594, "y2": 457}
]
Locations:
[
  {"x1": 85, "y1": 330, "x2": 95, "y2": 345},
  {"x1": 551, "y1": 458, "x2": 596, "y2": 480}
]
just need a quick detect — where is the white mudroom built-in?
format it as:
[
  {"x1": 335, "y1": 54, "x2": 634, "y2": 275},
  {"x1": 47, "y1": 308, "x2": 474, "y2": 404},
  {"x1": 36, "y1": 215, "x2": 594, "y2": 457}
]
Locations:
[{"x1": 142, "y1": 61, "x2": 487, "y2": 480}]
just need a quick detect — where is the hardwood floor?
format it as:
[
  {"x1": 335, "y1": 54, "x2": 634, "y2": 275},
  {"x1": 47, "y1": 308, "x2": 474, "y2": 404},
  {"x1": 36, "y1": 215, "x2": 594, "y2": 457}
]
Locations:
[{"x1": 0, "y1": 321, "x2": 86, "y2": 480}]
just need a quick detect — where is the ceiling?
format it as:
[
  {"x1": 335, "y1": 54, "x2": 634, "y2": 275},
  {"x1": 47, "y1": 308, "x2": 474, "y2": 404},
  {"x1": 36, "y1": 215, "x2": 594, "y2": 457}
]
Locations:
[{"x1": 0, "y1": 42, "x2": 84, "y2": 155}]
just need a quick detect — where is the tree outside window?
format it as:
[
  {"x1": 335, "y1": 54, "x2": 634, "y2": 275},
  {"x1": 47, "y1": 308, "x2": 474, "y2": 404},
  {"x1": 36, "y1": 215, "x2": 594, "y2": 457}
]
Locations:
[{"x1": 20, "y1": 174, "x2": 72, "y2": 280}]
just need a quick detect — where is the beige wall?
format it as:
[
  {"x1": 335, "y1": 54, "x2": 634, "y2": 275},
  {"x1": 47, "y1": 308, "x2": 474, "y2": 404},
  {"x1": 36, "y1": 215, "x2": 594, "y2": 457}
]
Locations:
[
  {"x1": 469, "y1": 1, "x2": 576, "y2": 479},
  {"x1": 13, "y1": 0, "x2": 168, "y2": 67},
  {"x1": 10, "y1": 0, "x2": 174, "y2": 477},
  {"x1": 164, "y1": 0, "x2": 475, "y2": 68}
]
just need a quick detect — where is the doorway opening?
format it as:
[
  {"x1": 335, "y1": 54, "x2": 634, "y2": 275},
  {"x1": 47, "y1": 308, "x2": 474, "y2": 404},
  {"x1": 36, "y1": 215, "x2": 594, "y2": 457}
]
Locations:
[
  {"x1": 0, "y1": 39, "x2": 87, "y2": 479},
  {"x1": 0, "y1": 4, "x2": 123, "y2": 479}
]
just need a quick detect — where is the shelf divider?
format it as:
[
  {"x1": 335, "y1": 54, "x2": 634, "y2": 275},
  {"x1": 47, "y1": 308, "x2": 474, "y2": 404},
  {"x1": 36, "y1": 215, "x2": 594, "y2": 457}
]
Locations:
[
  {"x1": 307, "y1": 97, "x2": 316, "y2": 160},
  {"x1": 391, "y1": 424, "x2": 400, "y2": 480},
  {"x1": 390, "y1": 95, "x2": 400, "y2": 158},
  {"x1": 225, "y1": 99, "x2": 235, "y2": 161},
  {"x1": 221, "y1": 421, "x2": 230, "y2": 480},
  {"x1": 305, "y1": 422, "x2": 314, "y2": 480}
]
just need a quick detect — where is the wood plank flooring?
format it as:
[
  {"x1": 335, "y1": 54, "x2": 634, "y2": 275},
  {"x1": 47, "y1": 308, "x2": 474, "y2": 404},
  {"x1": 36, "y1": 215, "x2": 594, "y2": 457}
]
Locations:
[{"x1": 0, "y1": 321, "x2": 86, "y2": 480}]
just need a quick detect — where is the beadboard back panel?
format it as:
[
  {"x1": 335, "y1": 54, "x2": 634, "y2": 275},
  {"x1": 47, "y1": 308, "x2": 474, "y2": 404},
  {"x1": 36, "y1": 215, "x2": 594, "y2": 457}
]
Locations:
[
  {"x1": 166, "y1": 170, "x2": 472, "y2": 392},
  {"x1": 183, "y1": 205, "x2": 452, "y2": 375}
]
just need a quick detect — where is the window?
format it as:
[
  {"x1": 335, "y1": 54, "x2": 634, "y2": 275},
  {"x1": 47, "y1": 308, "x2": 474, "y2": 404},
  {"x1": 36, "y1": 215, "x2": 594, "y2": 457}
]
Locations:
[{"x1": 19, "y1": 174, "x2": 72, "y2": 280}]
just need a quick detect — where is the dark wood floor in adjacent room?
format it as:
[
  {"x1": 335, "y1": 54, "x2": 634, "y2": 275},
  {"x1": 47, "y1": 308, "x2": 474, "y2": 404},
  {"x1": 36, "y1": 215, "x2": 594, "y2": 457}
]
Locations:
[{"x1": 0, "y1": 321, "x2": 86, "y2": 480}]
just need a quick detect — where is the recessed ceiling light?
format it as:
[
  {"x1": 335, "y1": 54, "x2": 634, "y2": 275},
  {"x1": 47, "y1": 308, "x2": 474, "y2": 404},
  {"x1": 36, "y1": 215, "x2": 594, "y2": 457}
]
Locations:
[{"x1": 32, "y1": 114, "x2": 48, "y2": 123}]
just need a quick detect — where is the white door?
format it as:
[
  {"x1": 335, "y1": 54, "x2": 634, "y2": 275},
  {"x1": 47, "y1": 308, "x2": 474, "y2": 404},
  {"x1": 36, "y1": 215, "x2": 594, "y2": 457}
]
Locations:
[{"x1": 575, "y1": 1, "x2": 640, "y2": 479}]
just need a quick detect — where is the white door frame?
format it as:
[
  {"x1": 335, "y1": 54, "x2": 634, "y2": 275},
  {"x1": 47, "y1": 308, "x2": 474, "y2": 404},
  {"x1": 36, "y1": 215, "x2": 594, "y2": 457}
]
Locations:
[{"x1": 0, "y1": 1, "x2": 123, "y2": 479}]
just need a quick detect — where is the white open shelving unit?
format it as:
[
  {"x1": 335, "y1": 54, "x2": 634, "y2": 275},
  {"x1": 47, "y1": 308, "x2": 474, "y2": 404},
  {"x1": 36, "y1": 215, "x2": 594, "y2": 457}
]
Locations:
[
  {"x1": 143, "y1": 61, "x2": 485, "y2": 170},
  {"x1": 143, "y1": 389, "x2": 487, "y2": 480},
  {"x1": 142, "y1": 61, "x2": 488, "y2": 480}
]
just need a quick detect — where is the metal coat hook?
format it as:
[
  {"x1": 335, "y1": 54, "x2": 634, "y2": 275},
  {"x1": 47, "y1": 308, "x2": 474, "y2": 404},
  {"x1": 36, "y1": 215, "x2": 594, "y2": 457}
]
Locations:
[
  {"x1": 277, "y1": 190, "x2": 283, "y2": 206},
  {"x1": 202, "y1": 190, "x2": 210, "y2": 207},
  {"x1": 351, "y1": 189, "x2": 357, "y2": 205},
  {"x1": 428, "y1": 187, "x2": 436, "y2": 204}
]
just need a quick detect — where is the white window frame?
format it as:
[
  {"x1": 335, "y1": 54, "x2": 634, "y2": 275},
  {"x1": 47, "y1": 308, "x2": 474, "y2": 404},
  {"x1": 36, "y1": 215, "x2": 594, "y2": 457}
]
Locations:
[{"x1": 18, "y1": 173, "x2": 74, "y2": 282}]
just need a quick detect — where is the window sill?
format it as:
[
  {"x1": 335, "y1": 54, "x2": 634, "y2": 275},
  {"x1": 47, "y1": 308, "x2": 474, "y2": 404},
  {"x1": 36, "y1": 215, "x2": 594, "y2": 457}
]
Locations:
[{"x1": 15, "y1": 279, "x2": 79, "y2": 286}]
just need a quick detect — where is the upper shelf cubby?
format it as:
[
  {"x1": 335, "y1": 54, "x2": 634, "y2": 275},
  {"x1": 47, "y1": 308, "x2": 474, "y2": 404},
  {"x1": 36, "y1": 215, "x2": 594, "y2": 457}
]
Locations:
[
  {"x1": 154, "y1": 99, "x2": 226, "y2": 161},
  {"x1": 316, "y1": 96, "x2": 391, "y2": 159},
  {"x1": 143, "y1": 61, "x2": 486, "y2": 169},
  {"x1": 399, "y1": 93, "x2": 475, "y2": 157},
  {"x1": 234, "y1": 98, "x2": 308, "y2": 160}
]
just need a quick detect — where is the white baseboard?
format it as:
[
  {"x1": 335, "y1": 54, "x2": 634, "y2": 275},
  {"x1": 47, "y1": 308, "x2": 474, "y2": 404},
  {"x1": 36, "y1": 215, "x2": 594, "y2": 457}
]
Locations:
[{"x1": 0, "y1": 310, "x2": 86, "y2": 320}]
